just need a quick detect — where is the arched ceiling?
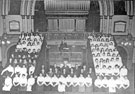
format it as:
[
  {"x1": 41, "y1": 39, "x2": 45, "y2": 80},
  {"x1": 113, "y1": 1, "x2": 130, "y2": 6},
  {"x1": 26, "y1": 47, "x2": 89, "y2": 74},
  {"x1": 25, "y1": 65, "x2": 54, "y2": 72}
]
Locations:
[{"x1": 1, "y1": 0, "x2": 134, "y2": 16}]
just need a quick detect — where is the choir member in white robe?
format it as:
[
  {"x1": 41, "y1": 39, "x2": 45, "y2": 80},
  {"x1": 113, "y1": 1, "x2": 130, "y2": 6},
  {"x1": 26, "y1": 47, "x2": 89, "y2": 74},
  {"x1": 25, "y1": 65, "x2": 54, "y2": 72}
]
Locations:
[
  {"x1": 37, "y1": 73, "x2": 45, "y2": 91},
  {"x1": 19, "y1": 74, "x2": 27, "y2": 91},
  {"x1": 72, "y1": 74, "x2": 79, "y2": 92},
  {"x1": 102, "y1": 76, "x2": 109, "y2": 92},
  {"x1": 15, "y1": 65, "x2": 21, "y2": 75},
  {"x1": 120, "y1": 66, "x2": 128, "y2": 77},
  {"x1": 94, "y1": 76, "x2": 102, "y2": 88},
  {"x1": 121, "y1": 76, "x2": 130, "y2": 89},
  {"x1": 50, "y1": 74, "x2": 59, "y2": 91},
  {"x1": 44, "y1": 74, "x2": 51, "y2": 91},
  {"x1": 58, "y1": 75, "x2": 66, "y2": 92},
  {"x1": 85, "y1": 74, "x2": 92, "y2": 92},
  {"x1": 20, "y1": 65, "x2": 27, "y2": 77},
  {"x1": 1, "y1": 64, "x2": 14, "y2": 77},
  {"x1": 65, "y1": 74, "x2": 72, "y2": 92},
  {"x1": 27, "y1": 75, "x2": 35, "y2": 91},
  {"x1": 113, "y1": 65, "x2": 120, "y2": 76},
  {"x1": 2, "y1": 76, "x2": 13, "y2": 91},
  {"x1": 28, "y1": 64, "x2": 35, "y2": 75},
  {"x1": 115, "y1": 76, "x2": 123, "y2": 90},
  {"x1": 13, "y1": 74, "x2": 20, "y2": 91},
  {"x1": 78, "y1": 74, "x2": 85, "y2": 92},
  {"x1": 108, "y1": 77, "x2": 117, "y2": 93}
]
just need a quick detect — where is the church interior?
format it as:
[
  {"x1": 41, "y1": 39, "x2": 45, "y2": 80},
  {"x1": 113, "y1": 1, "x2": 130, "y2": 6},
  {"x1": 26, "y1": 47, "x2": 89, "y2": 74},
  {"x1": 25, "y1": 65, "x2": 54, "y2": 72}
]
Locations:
[{"x1": 0, "y1": 0, "x2": 135, "y2": 94}]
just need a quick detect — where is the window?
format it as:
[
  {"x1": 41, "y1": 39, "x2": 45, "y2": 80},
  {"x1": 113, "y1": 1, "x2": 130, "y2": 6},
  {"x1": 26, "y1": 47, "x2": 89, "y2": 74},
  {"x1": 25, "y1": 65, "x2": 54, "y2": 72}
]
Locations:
[{"x1": 114, "y1": 0, "x2": 127, "y2": 15}]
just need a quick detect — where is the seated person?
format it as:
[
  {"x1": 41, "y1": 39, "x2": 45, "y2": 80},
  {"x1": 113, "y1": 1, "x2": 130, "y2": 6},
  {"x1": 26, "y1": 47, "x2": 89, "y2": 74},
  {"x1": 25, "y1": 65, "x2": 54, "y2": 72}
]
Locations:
[
  {"x1": 65, "y1": 74, "x2": 72, "y2": 92},
  {"x1": 2, "y1": 75, "x2": 12, "y2": 91},
  {"x1": 13, "y1": 74, "x2": 20, "y2": 91},
  {"x1": 1, "y1": 64, "x2": 14, "y2": 77},
  {"x1": 37, "y1": 73, "x2": 45, "y2": 91},
  {"x1": 27, "y1": 75, "x2": 35, "y2": 91},
  {"x1": 78, "y1": 74, "x2": 85, "y2": 92},
  {"x1": 58, "y1": 75, "x2": 66, "y2": 92},
  {"x1": 108, "y1": 77, "x2": 117, "y2": 93},
  {"x1": 121, "y1": 76, "x2": 130, "y2": 89},
  {"x1": 85, "y1": 74, "x2": 92, "y2": 92},
  {"x1": 120, "y1": 66, "x2": 128, "y2": 77},
  {"x1": 50, "y1": 74, "x2": 59, "y2": 91},
  {"x1": 94, "y1": 76, "x2": 102, "y2": 88},
  {"x1": 19, "y1": 74, "x2": 27, "y2": 91},
  {"x1": 72, "y1": 74, "x2": 79, "y2": 92}
]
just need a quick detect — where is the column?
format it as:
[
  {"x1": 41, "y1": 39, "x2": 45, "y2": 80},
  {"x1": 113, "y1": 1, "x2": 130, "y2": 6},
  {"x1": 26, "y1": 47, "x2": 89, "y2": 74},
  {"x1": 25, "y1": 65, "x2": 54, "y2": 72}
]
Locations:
[
  {"x1": 103, "y1": 15, "x2": 108, "y2": 33},
  {"x1": 100, "y1": 15, "x2": 103, "y2": 32},
  {"x1": 31, "y1": 15, "x2": 34, "y2": 32},
  {"x1": 109, "y1": 15, "x2": 113, "y2": 34},
  {"x1": 21, "y1": 15, "x2": 25, "y2": 32},
  {"x1": 129, "y1": 15, "x2": 133, "y2": 34}
]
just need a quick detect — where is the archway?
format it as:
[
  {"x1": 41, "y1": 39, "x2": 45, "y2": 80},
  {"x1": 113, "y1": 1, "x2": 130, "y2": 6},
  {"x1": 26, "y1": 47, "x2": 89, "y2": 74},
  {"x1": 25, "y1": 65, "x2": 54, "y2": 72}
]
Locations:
[
  {"x1": 87, "y1": 1, "x2": 100, "y2": 32},
  {"x1": 116, "y1": 46, "x2": 128, "y2": 67},
  {"x1": 34, "y1": 0, "x2": 47, "y2": 32},
  {"x1": 6, "y1": 45, "x2": 16, "y2": 66}
]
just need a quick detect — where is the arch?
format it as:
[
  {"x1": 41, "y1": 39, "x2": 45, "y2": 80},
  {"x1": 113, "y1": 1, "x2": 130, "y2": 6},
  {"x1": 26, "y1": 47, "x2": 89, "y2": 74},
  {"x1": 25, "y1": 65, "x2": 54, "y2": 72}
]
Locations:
[
  {"x1": 116, "y1": 45, "x2": 128, "y2": 67},
  {"x1": 98, "y1": 0, "x2": 103, "y2": 15},
  {"x1": 3, "y1": 43, "x2": 16, "y2": 67},
  {"x1": 106, "y1": 0, "x2": 111, "y2": 15},
  {"x1": 31, "y1": 0, "x2": 104, "y2": 16},
  {"x1": 20, "y1": 0, "x2": 26, "y2": 15},
  {"x1": 102, "y1": 0, "x2": 107, "y2": 15}
]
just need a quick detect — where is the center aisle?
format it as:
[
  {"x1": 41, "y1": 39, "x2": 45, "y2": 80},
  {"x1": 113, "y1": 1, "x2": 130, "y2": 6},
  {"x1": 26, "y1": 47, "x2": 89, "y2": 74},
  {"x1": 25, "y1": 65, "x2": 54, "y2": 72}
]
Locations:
[
  {"x1": 86, "y1": 38, "x2": 96, "y2": 88},
  {"x1": 35, "y1": 38, "x2": 48, "y2": 76}
]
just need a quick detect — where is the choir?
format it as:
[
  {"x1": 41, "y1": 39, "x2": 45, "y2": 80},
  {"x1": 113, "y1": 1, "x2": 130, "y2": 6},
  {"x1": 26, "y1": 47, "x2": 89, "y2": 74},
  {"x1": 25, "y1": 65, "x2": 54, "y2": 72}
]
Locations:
[{"x1": 0, "y1": 33, "x2": 130, "y2": 93}]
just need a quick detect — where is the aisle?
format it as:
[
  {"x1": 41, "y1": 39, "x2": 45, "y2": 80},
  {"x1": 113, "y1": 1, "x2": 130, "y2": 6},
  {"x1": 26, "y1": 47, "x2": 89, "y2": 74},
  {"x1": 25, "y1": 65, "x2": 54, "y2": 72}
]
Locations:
[{"x1": 35, "y1": 38, "x2": 48, "y2": 75}]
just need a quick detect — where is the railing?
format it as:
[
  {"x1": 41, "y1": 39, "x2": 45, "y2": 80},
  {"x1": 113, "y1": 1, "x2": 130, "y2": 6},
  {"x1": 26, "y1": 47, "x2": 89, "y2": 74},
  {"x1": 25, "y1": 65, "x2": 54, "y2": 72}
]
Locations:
[{"x1": 41, "y1": 32, "x2": 105, "y2": 40}]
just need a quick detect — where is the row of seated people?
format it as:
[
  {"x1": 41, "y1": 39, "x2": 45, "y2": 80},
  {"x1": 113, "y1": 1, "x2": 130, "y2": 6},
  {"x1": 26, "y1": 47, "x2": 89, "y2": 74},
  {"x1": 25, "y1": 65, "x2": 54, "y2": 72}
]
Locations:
[
  {"x1": 95, "y1": 65, "x2": 128, "y2": 77},
  {"x1": 2, "y1": 73, "x2": 93, "y2": 92},
  {"x1": 88, "y1": 34, "x2": 130, "y2": 93},
  {"x1": 94, "y1": 76, "x2": 130, "y2": 93},
  {"x1": 1, "y1": 63, "x2": 94, "y2": 92},
  {"x1": 93, "y1": 56, "x2": 122, "y2": 68},
  {"x1": 88, "y1": 34, "x2": 113, "y2": 42},
  {"x1": 8, "y1": 48, "x2": 38, "y2": 68},
  {"x1": 16, "y1": 32, "x2": 44, "y2": 53},
  {"x1": 89, "y1": 35, "x2": 123, "y2": 76}
]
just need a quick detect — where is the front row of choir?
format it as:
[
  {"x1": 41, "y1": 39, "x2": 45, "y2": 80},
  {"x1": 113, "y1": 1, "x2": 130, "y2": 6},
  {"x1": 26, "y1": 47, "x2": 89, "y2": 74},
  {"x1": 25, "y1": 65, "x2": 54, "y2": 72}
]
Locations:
[
  {"x1": 2, "y1": 73, "x2": 92, "y2": 92},
  {"x1": 94, "y1": 76, "x2": 130, "y2": 93}
]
